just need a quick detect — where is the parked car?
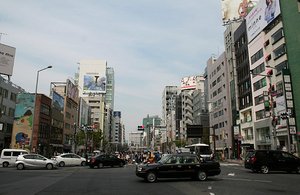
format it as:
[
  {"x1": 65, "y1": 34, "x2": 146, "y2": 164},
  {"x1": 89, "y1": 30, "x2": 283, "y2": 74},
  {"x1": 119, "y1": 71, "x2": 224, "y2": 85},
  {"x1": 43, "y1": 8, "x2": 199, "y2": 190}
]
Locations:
[
  {"x1": 15, "y1": 154, "x2": 58, "y2": 170},
  {"x1": 244, "y1": 150, "x2": 300, "y2": 174},
  {"x1": 0, "y1": 149, "x2": 29, "y2": 167},
  {"x1": 88, "y1": 154, "x2": 126, "y2": 168},
  {"x1": 136, "y1": 153, "x2": 221, "y2": 183},
  {"x1": 52, "y1": 153, "x2": 86, "y2": 167}
]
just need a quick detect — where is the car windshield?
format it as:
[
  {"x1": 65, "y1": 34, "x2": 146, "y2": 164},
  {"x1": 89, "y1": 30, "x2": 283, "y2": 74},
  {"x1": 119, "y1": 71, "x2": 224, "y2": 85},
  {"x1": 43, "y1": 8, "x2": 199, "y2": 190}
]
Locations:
[{"x1": 157, "y1": 154, "x2": 171, "y2": 163}]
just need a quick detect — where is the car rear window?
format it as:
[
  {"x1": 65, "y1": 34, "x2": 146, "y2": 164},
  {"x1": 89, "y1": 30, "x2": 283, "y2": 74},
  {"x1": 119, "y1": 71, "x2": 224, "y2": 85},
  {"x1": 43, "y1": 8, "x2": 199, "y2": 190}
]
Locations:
[{"x1": 256, "y1": 151, "x2": 266, "y2": 159}]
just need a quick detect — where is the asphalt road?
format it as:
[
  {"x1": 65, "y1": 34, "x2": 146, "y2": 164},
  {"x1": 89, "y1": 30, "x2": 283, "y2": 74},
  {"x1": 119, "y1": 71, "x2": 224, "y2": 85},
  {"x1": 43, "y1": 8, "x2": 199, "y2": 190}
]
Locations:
[{"x1": 0, "y1": 163, "x2": 299, "y2": 195}]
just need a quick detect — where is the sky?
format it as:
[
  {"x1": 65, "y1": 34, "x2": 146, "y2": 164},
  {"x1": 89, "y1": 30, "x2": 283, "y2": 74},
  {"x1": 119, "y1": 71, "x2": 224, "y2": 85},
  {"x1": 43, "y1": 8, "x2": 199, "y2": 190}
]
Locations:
[{"x1": 0, "y1": 0, "x2": 225, "y2": 139}]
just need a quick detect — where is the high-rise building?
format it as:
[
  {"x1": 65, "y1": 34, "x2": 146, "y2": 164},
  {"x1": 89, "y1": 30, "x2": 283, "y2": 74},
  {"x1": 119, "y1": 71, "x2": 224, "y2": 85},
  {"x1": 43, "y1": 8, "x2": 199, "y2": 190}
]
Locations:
[
  {"x1": 206, "y1": 53, "x2": 232, "y2": 159},
  {"x1": 77, "y1": 60, "x2": 107, "y2": 140},
  {"x1": 162, "y1": 86, "x2": 178, "y2": 149}
]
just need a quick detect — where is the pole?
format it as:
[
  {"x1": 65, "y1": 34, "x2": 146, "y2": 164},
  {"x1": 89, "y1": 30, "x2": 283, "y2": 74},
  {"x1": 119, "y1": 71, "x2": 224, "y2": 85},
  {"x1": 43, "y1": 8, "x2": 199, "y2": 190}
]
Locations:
[
  {"x1": 31, "y1": 66, "x2": 52, "y2": 153},
  {"x1": 213, "y1": 125, "x2": 216, "y2": 155},
  {"x1": 286, "y1": 113, "x2": 291, "y2": 153}
]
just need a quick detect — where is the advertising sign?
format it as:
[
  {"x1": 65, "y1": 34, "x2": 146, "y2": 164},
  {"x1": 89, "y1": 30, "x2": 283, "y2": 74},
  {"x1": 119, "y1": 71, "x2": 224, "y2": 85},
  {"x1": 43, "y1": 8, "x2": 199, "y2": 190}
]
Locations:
[
  {"x1": 221, "y1": 0, "x2": 258, "y2": 23},
  {"x1": 78, "y1": 60, "x2": 107, "y2": 96},
  {"x1": 246, "y1": 0, "x2": 281, "y2": 43},
  {"x1": 83, "y1": 74, "x2": 106, "y2": 94},
  {"x1": 66, "y1": 79, "x2": 79, "y2": 102},
  {"x1": 0, "y1": 43, "x2": 16, "y2": 76},
  {"x1": 52, "y1": 91, "x2": 64, "y2": 112},
  {"x1": 11, "y1": 93, "x2": 34, "y2": 149},
  {"x1": 181, "y1": 76, "x2": 197, "y2": 90}
]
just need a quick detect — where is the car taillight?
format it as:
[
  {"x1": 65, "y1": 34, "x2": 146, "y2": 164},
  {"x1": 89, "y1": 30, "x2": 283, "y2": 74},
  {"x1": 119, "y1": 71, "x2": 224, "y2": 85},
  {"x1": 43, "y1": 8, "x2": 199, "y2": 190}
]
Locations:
[
  {"x1": 91, "y1": 158, "x2": 95, "y2": 163},
  {"x1": 250, "y1": 156, "x2": 256, "y2": 163}
]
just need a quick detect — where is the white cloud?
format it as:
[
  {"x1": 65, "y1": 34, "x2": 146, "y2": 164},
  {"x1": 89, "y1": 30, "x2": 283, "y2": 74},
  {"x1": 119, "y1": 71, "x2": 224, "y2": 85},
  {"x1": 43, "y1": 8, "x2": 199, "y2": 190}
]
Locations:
[{"x1": 1, "y1": 0, "x2": 225, "y2": 138}]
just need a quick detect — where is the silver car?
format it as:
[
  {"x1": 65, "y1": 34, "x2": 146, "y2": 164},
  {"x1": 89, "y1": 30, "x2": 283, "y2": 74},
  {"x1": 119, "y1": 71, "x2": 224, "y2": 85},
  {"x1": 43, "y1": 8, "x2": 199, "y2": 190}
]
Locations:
[
  {"x1": 53, "y1": 153, "x2": 86, "y2": 167},
  {"x1": 15, "y1": 154, "x2": 58, "y2": 170}
]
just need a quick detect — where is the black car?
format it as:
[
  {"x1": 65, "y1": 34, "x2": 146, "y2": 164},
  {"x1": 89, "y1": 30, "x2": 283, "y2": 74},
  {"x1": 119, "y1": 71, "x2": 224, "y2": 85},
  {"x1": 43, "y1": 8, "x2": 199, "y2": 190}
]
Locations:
[
  {"x1": 89, "y1": 154, "x2": 126, "y2": 168},
  {"x1": 244, "y1": 150, "x2": 300, "y2": 174},
  {"x1": 136, "y1": 153, "x2": 221, "y2": 183}
]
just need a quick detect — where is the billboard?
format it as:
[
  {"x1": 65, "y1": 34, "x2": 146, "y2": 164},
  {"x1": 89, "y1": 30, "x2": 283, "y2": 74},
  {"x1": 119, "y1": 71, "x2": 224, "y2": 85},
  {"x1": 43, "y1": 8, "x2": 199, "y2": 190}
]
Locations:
[
  {"x1": 221, "y1": 0, "x2": 258, "y2": 23},
  {"x1": 78, "y1": 60, "x2": 107, "y2": 96},
  {"x1": 181, "y1": 76, "x2": 197, "y2": 90},
  {"x1": 83, "y1": 74, "x2": 106, "y2": 93},
  {"x1": 11, "y1": 93, "x2": 34, "y2": 149},
  {"x1": 52, "y1": 91, "x2": 64, "y2": 112},
  {"x1": 246, "y1": 0, "x2": 281, "y2": 43},
  {"x1": 66, "y1": 79, "x2": 79, "y2": 102},
  {"x1": 0, "y1": 43, "x2": 16, "y2": 76}
]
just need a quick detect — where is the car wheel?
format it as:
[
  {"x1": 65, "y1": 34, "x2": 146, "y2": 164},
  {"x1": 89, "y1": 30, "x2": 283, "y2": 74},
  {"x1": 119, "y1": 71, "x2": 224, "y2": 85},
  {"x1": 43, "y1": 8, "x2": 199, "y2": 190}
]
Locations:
[
  {"x1": 98, "y1": 163, "x2": 104, "y2": 168},
  {"x1": 119, "y1": 162, "x2": 124, "y2": 167},
  {"x1": 81, "y1": 161, "x2": 86, "y2": 166},
  {"x1": 146, "y1": 172, "x2": 157, "y2": 183},
  {"x1": 3, "y1": 162, "x2": 9, "y2": 168},
  {"x1": 59, "y1": 161, "x2": 65, "y2": 167},
  {"x1": 17, "y1": 163, "x2": 24, "y2": 170},
  {"x1": 46, "y1": 163, "x2": 53, "y2": 170},
  {"x1": 197, "y1": 171, "x2": 207, "y2": 181},
  {"x1": 260, "y1": 165, "x2": 269, "y2": 174}
]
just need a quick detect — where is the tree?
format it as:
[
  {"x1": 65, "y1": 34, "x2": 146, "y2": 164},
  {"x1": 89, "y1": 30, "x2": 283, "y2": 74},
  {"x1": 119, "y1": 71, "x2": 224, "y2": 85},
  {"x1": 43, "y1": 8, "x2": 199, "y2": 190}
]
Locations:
[{"x1": 92, "y1": 130, "x2": 103, "y2": 150}]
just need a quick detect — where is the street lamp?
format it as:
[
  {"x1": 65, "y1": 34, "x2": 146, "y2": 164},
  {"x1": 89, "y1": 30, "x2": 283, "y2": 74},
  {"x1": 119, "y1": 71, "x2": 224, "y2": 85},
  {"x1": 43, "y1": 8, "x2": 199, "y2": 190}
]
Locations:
[{"x1": 31, "y1": 65, "x2": 52, "y2": 153}]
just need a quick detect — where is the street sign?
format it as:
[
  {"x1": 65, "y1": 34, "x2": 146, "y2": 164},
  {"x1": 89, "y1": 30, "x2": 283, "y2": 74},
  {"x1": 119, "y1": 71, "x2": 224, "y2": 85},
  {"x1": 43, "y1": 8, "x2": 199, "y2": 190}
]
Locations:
[{"x1": 289, "y1": 126, "x2": 296, "y2": 134}]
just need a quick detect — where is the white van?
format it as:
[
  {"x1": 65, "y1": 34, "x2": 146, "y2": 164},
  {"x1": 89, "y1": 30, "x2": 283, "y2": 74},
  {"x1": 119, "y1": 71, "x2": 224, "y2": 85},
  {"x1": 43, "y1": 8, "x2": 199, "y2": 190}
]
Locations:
[{"x1": 0, "y1": 149, "x2": 29, "y2": 167}]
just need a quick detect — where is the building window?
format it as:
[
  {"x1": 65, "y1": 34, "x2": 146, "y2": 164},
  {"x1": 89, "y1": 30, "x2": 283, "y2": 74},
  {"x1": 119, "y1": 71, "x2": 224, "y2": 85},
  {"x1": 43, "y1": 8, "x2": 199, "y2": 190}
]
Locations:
[
  {"x1": 271, "y1": 28, "x2": 284, "y2": 44},
  {"x1": 1, "y1": 105, "x2": 6, "y2": 115},
  {"x1": 2, "y1": 89, "x2": 8, "y2": 98},
  {"x1": 273, "y1": 44, "x2": 286, "y2": 60},
  {"x1": 254, "y1": 94, "x2": 264, "y2": 106},
  {"x1": 8, "y1": 108, "x2": 15, "y2": 117},
  {"x1": 66, "y1": 112, "x2": 71, "y2": 119},
  {"x1": 252, "y1": 62, "x2": 265, "y2": 77},
  {"x1": 40, "y1": 104, "x2": 50, "y2": 115},
  {"x1": 251, "y1": 49, "x2": 263, "y2": 64},
  {"x1": 275, "y1": 60, "x2": 288, "y2": 72},
  {"x1": 10, "y1": 92, "x2": 17, "y2": 102},
  {"x1": 66, "y1": 101, "x2": 71, "y2": 108},
  {"x1": 65, "y1": 123, "x2": 70, "y2": 130},
  {"x1": 253, "y1": 77, "x2": 267, "y2": 91},
  {"x1": 256, "y1": 109, "x2": 266, "y2": 120}
]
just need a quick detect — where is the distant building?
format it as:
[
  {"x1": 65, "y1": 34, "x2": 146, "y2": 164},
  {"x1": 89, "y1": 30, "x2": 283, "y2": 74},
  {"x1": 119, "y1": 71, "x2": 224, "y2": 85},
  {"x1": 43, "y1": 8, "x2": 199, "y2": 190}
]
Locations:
[{"x1": 0, "y1": 76, "x2": 25, "y2": 150}]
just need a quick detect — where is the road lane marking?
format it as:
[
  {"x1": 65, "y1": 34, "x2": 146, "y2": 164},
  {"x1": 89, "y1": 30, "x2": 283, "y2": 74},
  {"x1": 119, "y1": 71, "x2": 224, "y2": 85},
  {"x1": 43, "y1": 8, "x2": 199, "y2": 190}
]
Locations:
[{"x1": 222, "y1": 177, "x2": 272, "y2": 183}]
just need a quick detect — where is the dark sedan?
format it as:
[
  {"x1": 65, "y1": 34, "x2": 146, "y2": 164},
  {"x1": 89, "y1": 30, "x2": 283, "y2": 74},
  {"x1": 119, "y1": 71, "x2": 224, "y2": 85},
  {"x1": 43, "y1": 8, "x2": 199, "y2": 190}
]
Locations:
[
  {"x1": 136, "y1": 153, "x2": 221, "y2": 183},
  {"x1": 89, "y1": 154, "x2": 126, "y2": 168}
]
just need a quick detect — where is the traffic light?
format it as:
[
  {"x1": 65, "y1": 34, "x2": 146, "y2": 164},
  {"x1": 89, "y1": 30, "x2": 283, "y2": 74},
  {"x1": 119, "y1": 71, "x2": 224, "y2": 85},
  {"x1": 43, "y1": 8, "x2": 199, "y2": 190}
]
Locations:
[
  {"x1": 264, "y1": 100, "x2": 270, "y2": 111},
  {"x1": 137, "y1": 125, "x2": 144, "y2": 131}
]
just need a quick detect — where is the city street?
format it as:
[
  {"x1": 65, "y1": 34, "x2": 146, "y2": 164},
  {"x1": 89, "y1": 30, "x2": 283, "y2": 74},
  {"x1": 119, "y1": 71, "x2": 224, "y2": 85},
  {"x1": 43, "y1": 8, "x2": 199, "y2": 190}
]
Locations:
[{"x1": 0, "y1": 163, "x2": 299, "y2": 195}]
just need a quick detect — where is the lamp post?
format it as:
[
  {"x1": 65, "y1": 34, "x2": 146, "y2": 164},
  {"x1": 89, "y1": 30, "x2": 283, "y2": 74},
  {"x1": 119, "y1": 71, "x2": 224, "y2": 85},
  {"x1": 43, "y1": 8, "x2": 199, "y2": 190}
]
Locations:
[{"x1": 31, "y1": 65, "x2": 52, "y2": 153}]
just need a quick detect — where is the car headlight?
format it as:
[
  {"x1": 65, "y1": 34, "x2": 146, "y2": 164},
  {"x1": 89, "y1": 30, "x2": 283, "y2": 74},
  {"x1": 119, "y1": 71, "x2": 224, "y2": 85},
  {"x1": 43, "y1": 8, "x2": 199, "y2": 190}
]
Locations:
[{"x1": 137, "y1": 166, "x2": 144, "y2": 172}]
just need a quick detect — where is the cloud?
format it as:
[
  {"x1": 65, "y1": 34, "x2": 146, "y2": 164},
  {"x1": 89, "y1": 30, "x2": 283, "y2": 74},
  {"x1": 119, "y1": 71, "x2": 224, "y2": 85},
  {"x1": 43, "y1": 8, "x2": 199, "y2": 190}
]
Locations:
[{"x1": 1, "y1": 0, "x2": 225, "y2": 138}]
